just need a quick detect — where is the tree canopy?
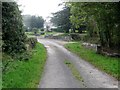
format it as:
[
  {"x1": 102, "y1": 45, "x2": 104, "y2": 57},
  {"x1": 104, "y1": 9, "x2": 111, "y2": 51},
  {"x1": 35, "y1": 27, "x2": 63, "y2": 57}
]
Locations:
[
  {"x1": 23, "y1": 15, "x2": 44, "y2": 30},
  {"x1": 68, "y1": 2, "x2": 120, "y2": 50},
  {"x1": 50, "y1": 6, "x2": 71, "y2": 33}
]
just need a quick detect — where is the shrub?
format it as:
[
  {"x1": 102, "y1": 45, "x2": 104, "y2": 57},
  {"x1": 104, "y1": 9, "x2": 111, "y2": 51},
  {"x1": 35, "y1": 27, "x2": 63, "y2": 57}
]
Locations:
[
  {"x1": 2, "y1": 53, "x2": 13, "y2": 73},
  {"x1": 70, "y1": 33, "x2": 81, "y2": 41},
  {"x1": 14, "y1": 51, "x2": 32, "y2": 61},
  {"x1": 41, "y1": 28, "x2": 44, "y2": 31},
  {"x1": 26, "y1": 37, "x2": 37, "y2": 49}
]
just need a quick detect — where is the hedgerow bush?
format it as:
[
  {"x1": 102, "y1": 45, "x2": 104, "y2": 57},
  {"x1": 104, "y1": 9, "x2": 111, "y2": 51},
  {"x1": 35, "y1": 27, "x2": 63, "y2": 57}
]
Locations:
[
  {"x1": 2, "y1": 2, "x2": 27, "y2": 56},
  {"x1": 26, "y1": 37, "x2": 37, "y2": 49},
  {"x1": 70, "y1": 33, "x2": 81, "y2": 41}
]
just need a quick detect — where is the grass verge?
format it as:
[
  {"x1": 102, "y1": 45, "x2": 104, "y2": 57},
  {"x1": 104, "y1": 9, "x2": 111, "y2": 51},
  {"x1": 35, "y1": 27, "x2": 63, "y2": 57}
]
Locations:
[
  {"x1": 45, "y1": 31, "x2": 57, "y2": 35},
  {"x1": 64, "y1": 60, "x2": 83, "y2": 82},
  {"x1": 2, "y1": 42, "x2": 47, "y2": 88},
  {"x1": 25, "y1": 32, "x2": 36, "y2": 38},
  {"x1": 65, "y1": 42, "x2": 120, "y2": 80}
]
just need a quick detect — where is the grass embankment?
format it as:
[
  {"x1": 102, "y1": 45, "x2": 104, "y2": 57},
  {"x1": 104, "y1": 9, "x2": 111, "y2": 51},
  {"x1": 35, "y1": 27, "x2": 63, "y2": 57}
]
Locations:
[
  {"x1": 2, "y1": 43, "x2": 47, "y2": 88},
  {"x1": 0, "y1": 32, "x2": 2, "y2": 89},
  {"x1": 65, "y1": 42, "x2": 120, "y2": 80},
  {"x1": 0, "y1": 52, "x2": 2, "y2": 89}
]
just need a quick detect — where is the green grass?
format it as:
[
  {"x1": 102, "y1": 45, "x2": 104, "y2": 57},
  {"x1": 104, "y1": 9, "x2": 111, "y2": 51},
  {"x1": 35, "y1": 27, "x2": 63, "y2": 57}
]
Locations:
[
  {"x1": 45, "y1": 31, "x2": 60, "y2": 36},
  {"x1": 25, "y1": 32, "x2": 36, "y2": 38},
  {"x1": 64, "y1": 60, "x2": 83, "y2": 82},
  {"x1": 25, "y1": 32, "x2": 34, "y2": 35},
  {"x1": 2, "y1": 43, "x2": 47, "y2": 88},
  {"x1": 45, "y1": 31, "x2": 53, "y2": 35},
  {"x1": 65, "y1": 42, "x2": 120, "y2": 80},
  {"x1": 56, "y1": 33, "x2": 69, "y2": 36}
]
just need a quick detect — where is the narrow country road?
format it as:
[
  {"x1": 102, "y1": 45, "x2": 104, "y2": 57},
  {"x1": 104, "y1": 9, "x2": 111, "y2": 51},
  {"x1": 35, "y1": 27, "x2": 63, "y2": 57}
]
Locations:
[{"x1": 37, "y1": 38, "x2": 118, "y2": 88}]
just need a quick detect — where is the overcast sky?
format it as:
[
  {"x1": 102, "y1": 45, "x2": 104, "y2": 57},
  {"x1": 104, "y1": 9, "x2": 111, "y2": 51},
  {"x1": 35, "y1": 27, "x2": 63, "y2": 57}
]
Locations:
[{"x1": 17, "y1": 0, "x2": 63, "y2": 19}]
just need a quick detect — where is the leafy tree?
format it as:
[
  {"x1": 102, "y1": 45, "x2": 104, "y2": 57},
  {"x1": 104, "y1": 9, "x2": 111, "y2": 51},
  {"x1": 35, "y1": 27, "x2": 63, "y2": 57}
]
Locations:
[
  {"x1": 23, "y1": 15, "x2": 44, "y2": 31},
  {"x1": 68, "y1": 3, "x2": 87, "y2": 33},
  {"x1": 22, "y1": 15, "x2": 32, "y2": 31},
  {"x1": 69, "y1": 2, "x2": 120, "y2": 51},
  {"x1": 2, "y1": 2, "x2": 27, "y2": 55},
  {"x1": 30, "y1": 16, "x2": 44, "y2": 29},
  {"x1": 50, "y1": 6, "x2": 71, "y2": 33}
]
